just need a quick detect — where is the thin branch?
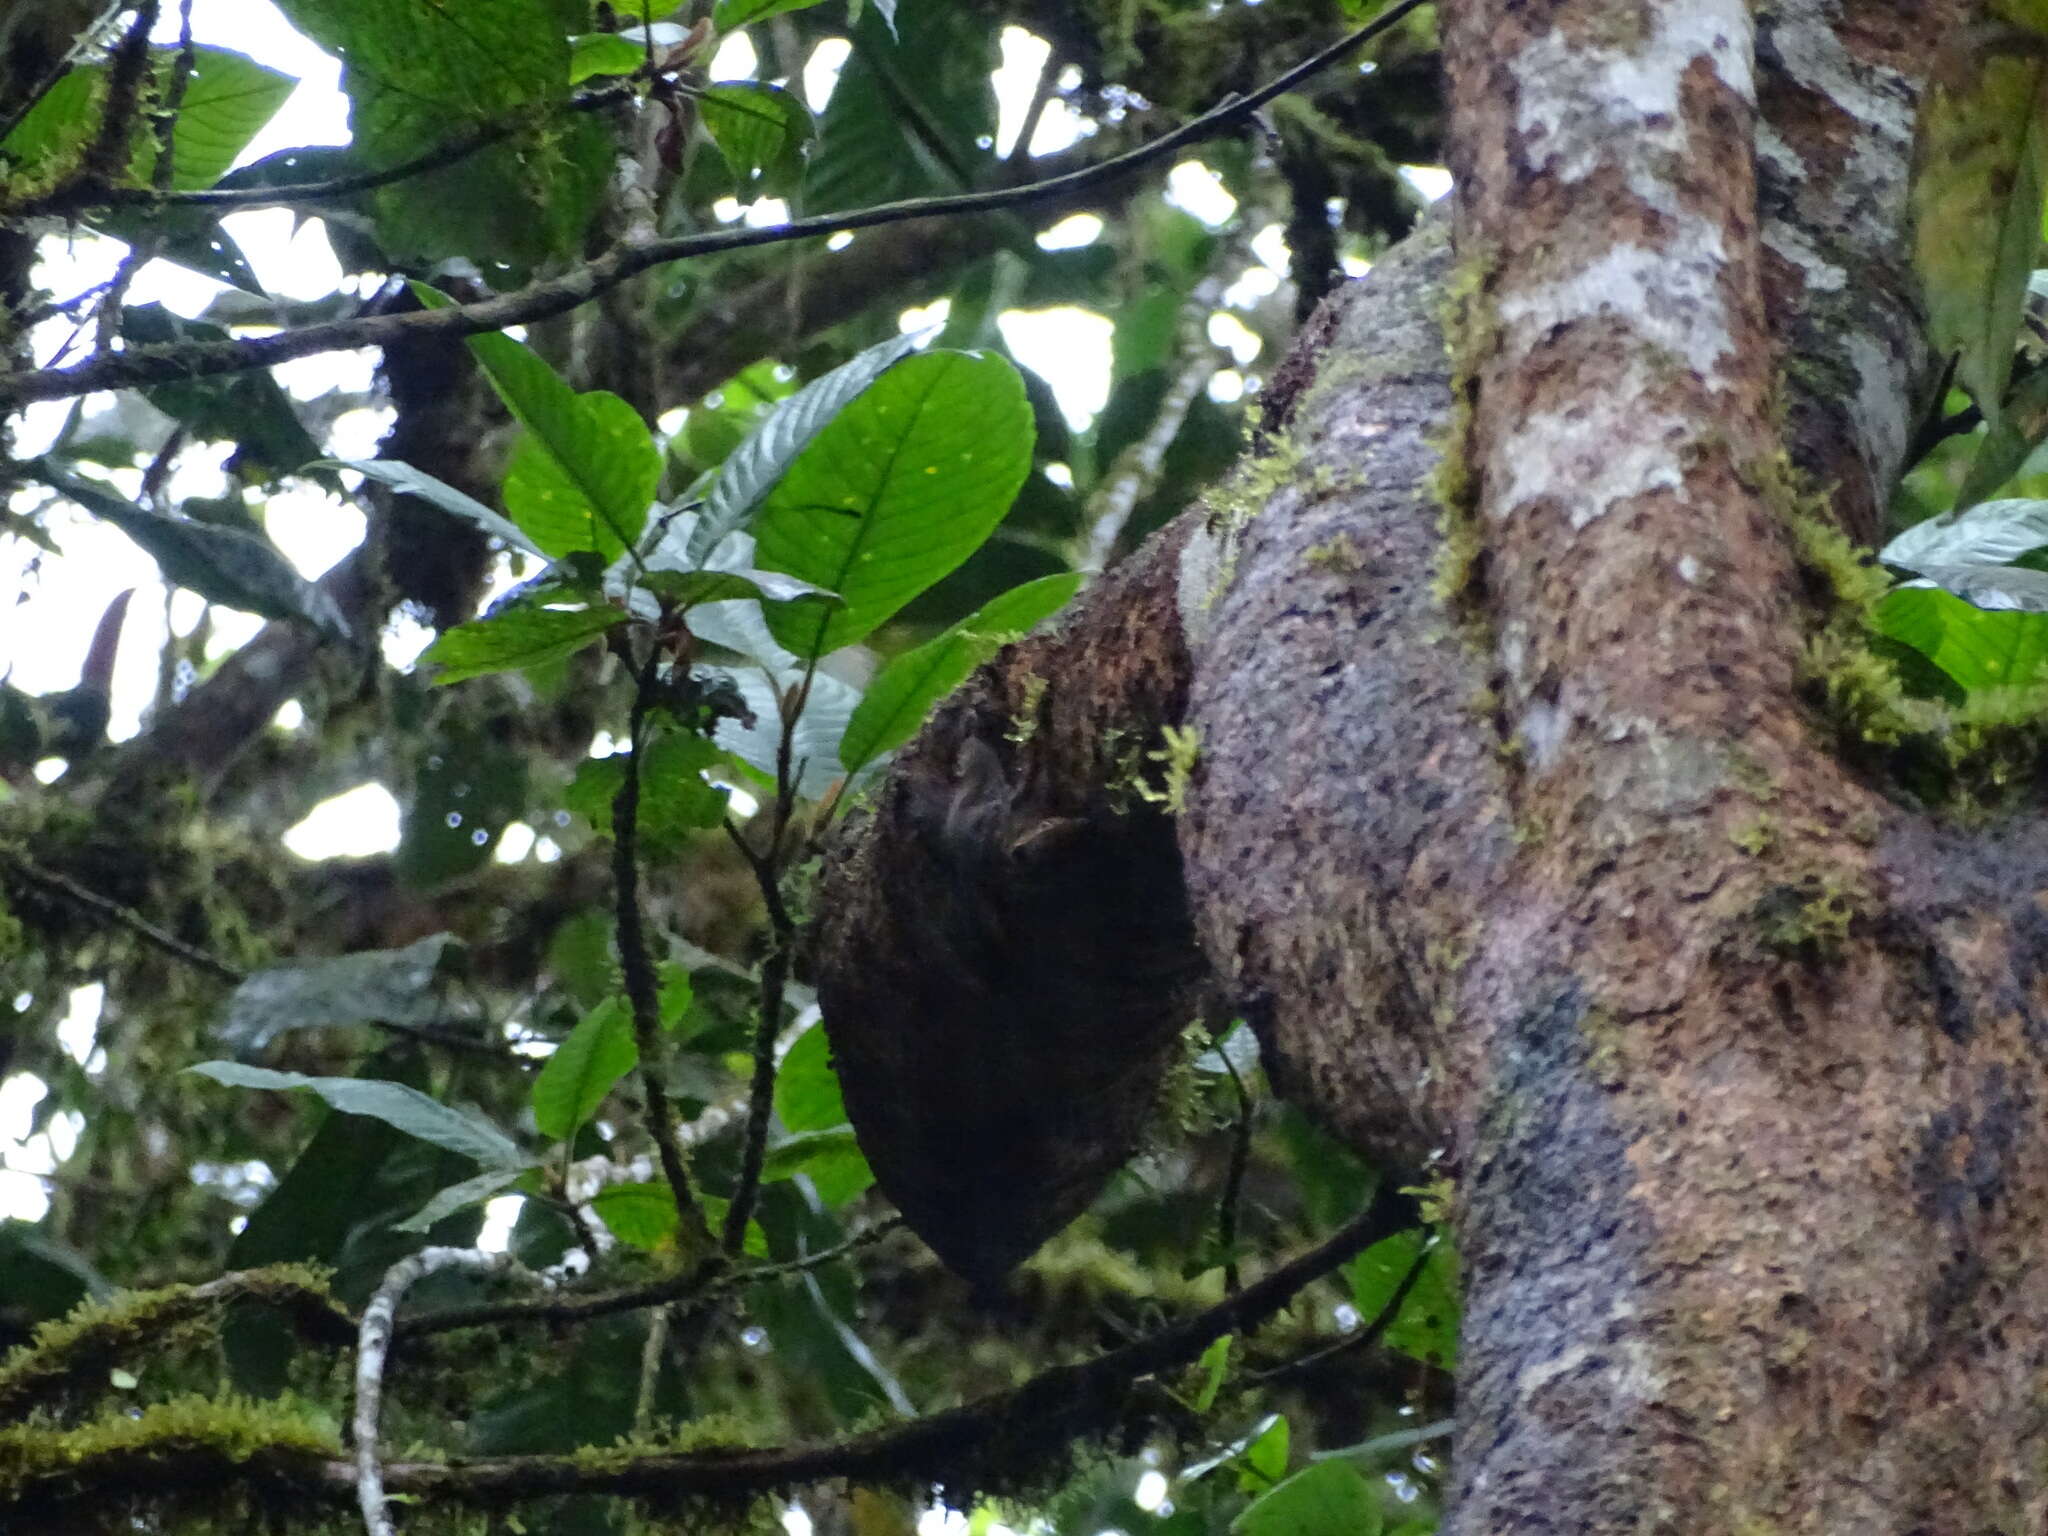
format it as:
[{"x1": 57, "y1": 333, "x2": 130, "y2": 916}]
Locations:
[
  {"x1": 1212, "y1": 1029, "x2": 1254, "y2": 1296},
  {"x1": 611, "y1": 644, "x2": 718, "y2": 1261},
  {"x1": 75, "y1": 3, "x2": 157, "y2": 194},
  {"x1": 1006, "y1": 52, "x2": 1059, "y2": 166},
  {"x1": 356, "y1": 1248, "x2": 545, "y2": 1536},
  {"x1": 394, "y1": 1216, "x2": 903, "y2": 1339},
  {"x1": 10, "y1": 79, "x2": 638, "y2": 219},
  {"x1": 372, "y1": 1184, "x2": 1419, "y2": 1505},
  {"x1": 1248, "y1": 1229, "x2": 1435, "y2": 1386},
  {"x1": 720, "y1": 666, "x2": 812, "y2": 1254},
  {"x1": 0, "y1": 1200, "x2": 1413, "y2": 1520},
  {"x1": 0, "y1": 0, "x2": 1429, "y2": 411},
  {"x1": 0, "y1": 848, "x2": 245, "y2": 984},
  {"x1": 1079, "y1": 270, "x2": 1225, "y2": 573}
]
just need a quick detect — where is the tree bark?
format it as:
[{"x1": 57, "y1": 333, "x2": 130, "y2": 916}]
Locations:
[{"x1": 817, "y1": 0, "x2": 2048, "y2": 1527}]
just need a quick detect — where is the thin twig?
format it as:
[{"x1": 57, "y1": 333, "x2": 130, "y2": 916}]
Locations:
[
  {"x1": 356, "y1": 1248, "x2": 546, "y2": 1536},
  {"x1": 1248, "y1": 1228, "x2": 1435, "y2": 1386},
  {"x1": 1006, "y1": 52, "x2": 1058, "y2": 166},
  {"x1": 720, "y1": 663, "x2": 812, "y2": 1254},
  {"x1": 1080, "y1": 268, "x2": 1227, "y2": 573},
  {"x1": 75, "y1": 3, "x2": 157, "y2": 195},
  {"x1": 1212, "y1": 1028, "x2": 1253, "y2": 1295},
  {"x1": 0, "y1": 0, "x2": 1430, "y2": 411},
  {"x1": 1, "y1": 848, "x2": 244, "y2": 984},
  {"x1": 611, "y1": 643, "x2": 718, "y2": 1260},
  {"x1": 9, "y1": 79, "x2": 637, "y2": 219},
  {"x1": 396, "y1": 1216, "x2": 903, "y2": 1339}
]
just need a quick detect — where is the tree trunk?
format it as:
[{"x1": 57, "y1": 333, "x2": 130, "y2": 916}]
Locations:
[{"x1": 818, "y1": 0, "x2": 2048, "y2": 1527}]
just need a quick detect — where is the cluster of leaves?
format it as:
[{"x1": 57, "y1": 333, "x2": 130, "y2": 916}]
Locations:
[{"x1": 1888, "y1": 0, "x2": 2048, "y2": 698}]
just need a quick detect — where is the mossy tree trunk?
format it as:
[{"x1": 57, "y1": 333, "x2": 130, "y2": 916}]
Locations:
[{"x1": 815, "y1": 1, "x2": 2048, "y2": 1528}]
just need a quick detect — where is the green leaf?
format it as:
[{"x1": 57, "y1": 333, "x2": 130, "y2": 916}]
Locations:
[
  {"x1": 690, "y1": 333, "x2": 923, "y2": 561},
  {"x1": 394, "y1": 1166, "x2": 529, "y2": 1233},
  {"x1": 1954, "y1": 366, "x2": 2048, "y2": 508},
  {"x1": 151, "y1": 46, "x2": 297, "y2": 188},
  {"x1": 774, "y1": 1023, "x2": 848, "y2": 1131},
  {"x1": 754, "y1": 349, "x2": 1034, "y2": 657},
  {"x1": 274, "y1": 0, "x2": 602, "y2": 268},
  {"x1": 563, "y1": 734, "x2": 733, "y2": 849},
  {"x1": 804, "y1": 0, "x2": 996, "y2": 214},
  {"x1": 760, "y1": 1127, "x2": 875, "y2": 1207},
  {"x1": 1882, "y1": 497, "x2": 2048, "y2": 572},
  {"x1": 1875, "y1": 583, "x2": 2048, "y2": 690},
  {"x1": 570, "y1": 33, "x2": 646, "y2": 82},
  {"x1": 1193, "y1": 1334, "x2": 1231, "y2": 1413},
  {"x1": 186, "y1": 1062, "x2": 532, "y2": 1169},
  {"x1": 412, "y1": 288, "x2": 659, "y2": 558},
  {"x1": 0, "y1": 46, "x2": 292, "y2": 191},
  {"x1": 422, "y1": 603, "x2": 624, "y2": 685},
  {"x1": 1232, "y1": 1459, "x2": 1382, "y2": 1536},
  {"x1": 1911, "y1": 28, "x2": 2048, "y2": 419},
  {"x1": 34, "y1": 460, "x2": 350, "y2": 638},
  {"x1": 1342, "y1": 1231, "x2": 1460, "y2": 1369},
  {"x1": 591, "y1": 1181, "x2": 680, "y2": 1250},
  {"x1": 531, "y1": 998, "x2": 638, "y2": 1141},
  {"x1": 699, "y1": 82, "x2": 813, "y2": 199},
  {"x1": 216, "y1": 934, "x2": 464, "y2": 1056},
  {"x1": 712, "y1": 0, "x2": 835, "y2": 30},
  {"x1": 122, "y1": 304, "x2": 327, "y2": 486},
  {"x1": 1241, "y1": 1413, "x2": 1290, "y2": 1491},
  {"x1": 839, "y1": 571, "x2": 1077, "y2": 775},
  {"x1": 637, "y1": 566, "x2": 838, "y2": 610},
  {"x1": 327, "y1": 458, "x2": 538, "y2": 553},
  {"x1": 500, "y1": 392, "x2": 661, "y2": 560}
]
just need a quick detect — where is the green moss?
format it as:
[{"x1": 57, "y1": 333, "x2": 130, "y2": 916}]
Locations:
[
  {"x1": 1302, "y1": 532, "x2": 1365, "y2": 572},
  {"x1": 1005, "y1": 674, "x2": 1049, "y2": 746},
  {"x1": 1752, "y1": 872, "x2": 1864, "y2": 957},
  {"x1": 1130, "y1": 725, "x2": 1200, "y2": 815},
  {"x1": 1428, "y1": 245, "x2": 1497, "y2": 612},
  {"x1": 1729, "y1": 814, "x2": 1775, "y2": 856}
]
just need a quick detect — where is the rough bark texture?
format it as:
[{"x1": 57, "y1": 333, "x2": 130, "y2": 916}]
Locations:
[
  {"x1": 812, "y1": 535, "x2": 1212, "y2": 1287},
  {"x1": 817, "y1": 0, "x2": 2048, "y2": 1527}
]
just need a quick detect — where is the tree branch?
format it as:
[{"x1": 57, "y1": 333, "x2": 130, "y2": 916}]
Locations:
[
  {"x1": 0, "y1": 1189, "x2": 1413, "y2": 1521},
  {"x1": 0, "y1": 0, "x2": 1426, "y2": 411}
]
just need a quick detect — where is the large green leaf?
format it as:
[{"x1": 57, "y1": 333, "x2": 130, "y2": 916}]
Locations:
[
  {"x1": 761, "y1": 1127, "x2": 875, "y2": 1207},
  {"x1": 531, "y1": 998, "x2": 638, "y2": 1141},
  {"x1": 422, "y1": 602, "x2": 625, "y2": 684},
  {"x1": 775, "y1": 1022, "x2": 848, "y2": 1131},
  {"x1": 1911, "y1": 27, "x2": 2048, "y2": 419},
  {"x1": 1882, "y1": 497, "x2": 2048, "y2": 571},
  {"x1": 275, "y1": 0, "x2": 604, "y2": 266},
  {"x1": 1233, "y1": 1460, "x2": 1383, "y2": 1536},
  {"x1": 413, "y1": 288, "x2": 660, "y2": 559},
  {"x1": 187, "y1": 1062, "x2": 532, "y2": 1170},
  {"x1": 1342, "y1": 1231, "x2": 1459, "y2": 1369},
  {"x1": 699, "y1": 82, "x2": 813, "y2": 199},
  {"x1": 1874, "y1": 584, "x2": 2048, "y2": 690},
  {"x1": 804, "y1": 0, "x2": 997, "y2": 214},
  {"x1": 689, "y1": 333, "x2": 923, "y2": 561},
  {"x1": 752, "y1": 349, "x2": 1033, "y2": 657},
  {"x1": 34, "y1": 460, "x2": 351, "y2": 639},
  {"x1": 838, "y1": 571, "x2": 1077, "y2": 776},
  {"x1": 216, "y1": 934, "x2": 464, "y2": 1056}
]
